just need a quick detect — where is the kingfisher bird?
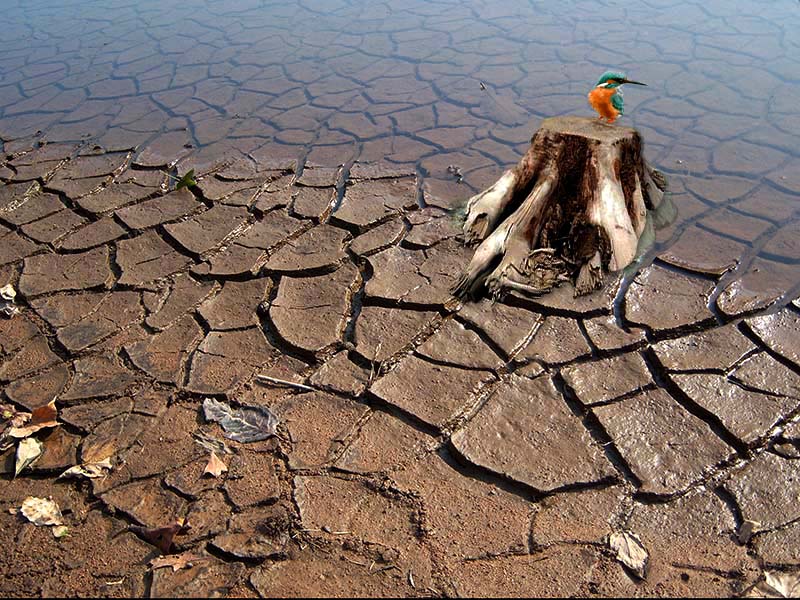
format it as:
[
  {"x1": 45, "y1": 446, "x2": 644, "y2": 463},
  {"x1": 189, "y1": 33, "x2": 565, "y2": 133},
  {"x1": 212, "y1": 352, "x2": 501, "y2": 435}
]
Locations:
[{"x1": 588, "y1": 71, "x2": 647, "y2": 124}]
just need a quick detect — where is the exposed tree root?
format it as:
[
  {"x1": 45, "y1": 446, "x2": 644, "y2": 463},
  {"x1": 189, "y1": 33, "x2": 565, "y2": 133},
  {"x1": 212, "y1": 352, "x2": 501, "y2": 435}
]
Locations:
[{"x1": 454, "y1": 116, "x2": 667, "y2": 300}]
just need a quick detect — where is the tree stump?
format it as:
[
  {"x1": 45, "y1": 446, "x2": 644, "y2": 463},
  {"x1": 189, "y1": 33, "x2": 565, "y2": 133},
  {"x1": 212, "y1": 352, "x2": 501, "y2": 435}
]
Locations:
[{"x1": 453, "y1": 116, "x2": 667, "y2": 299}]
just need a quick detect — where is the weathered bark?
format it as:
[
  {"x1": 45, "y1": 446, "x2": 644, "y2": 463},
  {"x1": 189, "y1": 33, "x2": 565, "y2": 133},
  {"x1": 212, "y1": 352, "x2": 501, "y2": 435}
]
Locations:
[{"x1": 454, "y1": 116, "x2": 667, "y2": 299}]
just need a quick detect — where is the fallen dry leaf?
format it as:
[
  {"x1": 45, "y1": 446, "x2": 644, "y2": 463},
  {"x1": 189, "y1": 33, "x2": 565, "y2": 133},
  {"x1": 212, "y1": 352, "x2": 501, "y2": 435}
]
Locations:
[
  {"x1": 150, "y1": 551, "x2": 205, "y2": 572},
  {"x1": 58, "y1": 457, "x2": 113, "y2": 480},
  {"x1": 15, "y1": 437, "x2": 43, "y2": 477},
  {"x1": 609, "y1": 530, "x2": 648, "y2": 579},
  {"x1": 8, "y1": 400, "x2": 60, "y2": 438},
  {"x1": 20, "y1": 496, "x2": 63, "y2": 526},
  {"x1": 203, "y1": 397, "x2": 278, "y2": 443},
  {"x1": 0, "y1": 283, "x2": 16, "y2": 301},
  {"x1": 203, "y1": 452, "x2": 228, "y2": 478},
  {"x1": 130, "y1": 519, "x2": 191, "y2": 554},
  {"x1": 193, "y1": 431, "x2": 233, "y2": 455},
  {"x1": 745, "y1": 571, "x2": 800, "y2": 598}
]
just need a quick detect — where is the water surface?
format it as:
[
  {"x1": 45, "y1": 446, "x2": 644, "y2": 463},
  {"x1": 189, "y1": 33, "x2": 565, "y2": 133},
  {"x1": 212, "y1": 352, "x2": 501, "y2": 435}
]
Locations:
[{"x1": 2, "y1": 0, "x2": 799, "y2": 309}]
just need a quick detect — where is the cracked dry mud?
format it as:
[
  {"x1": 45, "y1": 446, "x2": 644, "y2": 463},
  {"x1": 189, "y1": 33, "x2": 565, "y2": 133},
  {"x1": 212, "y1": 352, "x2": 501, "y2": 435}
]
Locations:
[
  {"x1": 0, "y1": 139, "x2": 798, "y2": 599},
  {"x1": 1, "y1": 0, "x2": 800, "y2": 597}
]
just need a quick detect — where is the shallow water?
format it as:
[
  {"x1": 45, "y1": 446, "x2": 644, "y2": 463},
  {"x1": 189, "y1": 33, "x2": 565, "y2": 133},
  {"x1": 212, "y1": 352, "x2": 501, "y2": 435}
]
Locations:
[{"x1": 1, "y1": 0, "x2": 799, "y2": 309}]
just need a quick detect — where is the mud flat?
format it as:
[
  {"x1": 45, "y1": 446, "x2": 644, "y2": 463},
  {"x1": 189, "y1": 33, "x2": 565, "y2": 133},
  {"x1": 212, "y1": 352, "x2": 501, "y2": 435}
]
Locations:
[{"x1": 0, "y1": 135, "x2": 797, "y2": 598}]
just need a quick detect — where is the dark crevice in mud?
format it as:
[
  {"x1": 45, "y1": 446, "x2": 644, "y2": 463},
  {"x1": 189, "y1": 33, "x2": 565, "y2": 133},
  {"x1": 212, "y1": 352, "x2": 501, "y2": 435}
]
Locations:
[
  {"x1": 204, "y1": 541, "x2": 276, "y2": 566},
  {"x1": 358, "y1": 293, "x2": 450, "y2": 313},
  {"x1": 414, "y1": 168, "x2": 426, "y2": 209},
  {"x1": 152, "y1": 223, "x2": 206, "y2": 264},
  {"x1": 553, "y1": 372, "x2": 641, "y2": 488},
  {"x1": 107, "y1": 240, "x2": 124, "y2": 285},
  {"x1": 190, "y1": 267, "x2": 263, "y2": 285},
  {"x1": 714, "y1": 485, "x2": 745, "y2": 533},
  {"x1": 578, "y1": 383, "x2": 661, "y2": 410},
  {"x1": 261, "y1": 259, "x2": 349, "y2": 280},
  {"x1": 176, "y1": 314, "x2": 210, "y2": 389},
  {"x1": 360, "y1": 390, "x2": 440, "y2": 439},
  {"x1": 500, "y1": 291, "x2": 609, "y2": 320},
  {"x1": 411, "y1": 350, "x2": 498, "y2": 378},
  {"x1": 637, "y1": 316, "x2": 722, "y2": 345},
  {"x1": 738, "y1": 321, "x2": 800, "y2": 378},
  {"x1": 447, "y1": 434, "x2": 621, "y2": 501},
  {"x1": 576, "y1": 318, "x2": 602, "y2": 357},
  {"x1": 40, "y1": 184, "x2": 103, "y2": 224},
  {"x1": 643, "y1": 348, "x2": 750, "y2": 457},
  {"x1": 437, "y1": 444, "x2": 543, "y2": 503},
  {"x1": 451, "y1": 314, "x2": 513, "y2": 363},
  {"x1": 341, "y1": 253, "x2": 367, "y2": 348}
]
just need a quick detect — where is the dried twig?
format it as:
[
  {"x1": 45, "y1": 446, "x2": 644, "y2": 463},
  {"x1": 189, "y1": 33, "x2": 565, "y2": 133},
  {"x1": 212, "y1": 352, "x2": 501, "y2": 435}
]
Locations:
[{"x1": 255, "y1": 374, "x2": 316, "y2": 392}]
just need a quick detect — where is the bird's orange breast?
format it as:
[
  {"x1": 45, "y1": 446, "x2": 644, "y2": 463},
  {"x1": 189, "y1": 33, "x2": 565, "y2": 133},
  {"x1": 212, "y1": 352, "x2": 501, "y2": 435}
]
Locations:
[{"x1": 588, "y1": 87, "x2": 619, "y2": 120}]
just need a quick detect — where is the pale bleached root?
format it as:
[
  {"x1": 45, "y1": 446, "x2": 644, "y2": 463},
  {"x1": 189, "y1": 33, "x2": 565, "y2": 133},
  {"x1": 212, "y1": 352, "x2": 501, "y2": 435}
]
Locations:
[
  {"x1": 587, "y1": 145, "x2": 639, "y2": 272},
  {"x1": 462, "y1": 169, "x2": 517, "y2": 244},
  {"x1": 454, "y1": 174, "x2": 556, "y2": 299}
]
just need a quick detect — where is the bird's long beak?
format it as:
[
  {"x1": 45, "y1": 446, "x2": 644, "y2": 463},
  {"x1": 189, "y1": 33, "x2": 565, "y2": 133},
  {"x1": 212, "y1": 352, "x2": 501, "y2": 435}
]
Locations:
[{"x1": 622, "y1": 79, "x2": 647, "y2": 86}]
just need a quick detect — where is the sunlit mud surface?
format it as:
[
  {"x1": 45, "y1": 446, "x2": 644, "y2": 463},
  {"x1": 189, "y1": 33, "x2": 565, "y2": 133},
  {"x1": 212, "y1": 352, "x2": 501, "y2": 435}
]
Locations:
[{"x1": 0, "y1": 0, "x2": 799, "y2": 597}]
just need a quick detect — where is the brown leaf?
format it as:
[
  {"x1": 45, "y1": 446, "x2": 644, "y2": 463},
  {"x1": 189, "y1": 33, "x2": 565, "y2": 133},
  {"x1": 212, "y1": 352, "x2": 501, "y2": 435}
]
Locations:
[
  {"x1": 31, "y1": 400, "x2": 57, "y2": 425},
  {"x1": 203, "y1": 452, "x2": 228, "y2": 478},
  {"x1": 57, "y1": 457, "x2": 113, "y2": 480},
  {"x1": 130, "y1": 519, "x2": 191, "y2": 554},
  {"x1": 746, "y1": 571, "x2": 800, "y2": 598},
  {"x1": 150, "y1": 551, "x2": 206, "y2": 572},
  {"x1": 8, "y1": 400, "x2": 59, "y2": 438}
]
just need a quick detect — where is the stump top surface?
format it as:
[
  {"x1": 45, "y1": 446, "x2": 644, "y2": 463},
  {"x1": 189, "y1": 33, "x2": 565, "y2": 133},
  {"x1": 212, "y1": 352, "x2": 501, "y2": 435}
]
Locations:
[{"x1": 540, "y1": 116, "x2": 637, "y2": 143}]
